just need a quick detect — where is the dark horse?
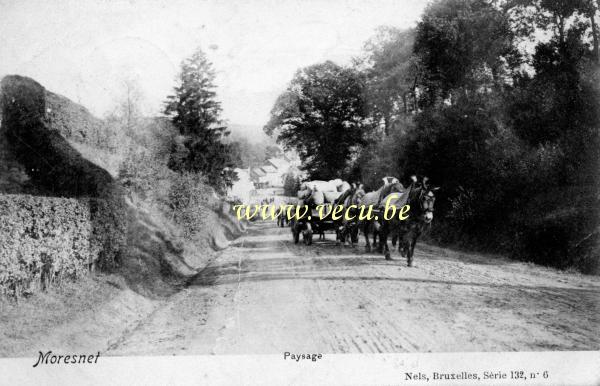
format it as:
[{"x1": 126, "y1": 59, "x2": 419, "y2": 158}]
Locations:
[
  {"x1": 378, "y1": 177, "x2": 438, "y2": 266},
  {"x1": 359, "y1": 179, "x2": 406, "y2": 252},
  {"x1": 335, "y1": 183, "x2": 365, "y2": 246}
]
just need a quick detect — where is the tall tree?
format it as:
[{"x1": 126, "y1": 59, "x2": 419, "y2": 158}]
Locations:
[
  {"x1": 414, "y1": 0, "x2": 520, "y2": 106},
  {"x1": 506, "y1": 0, "x2": 599, "y2": 62},
  {"x1": 120, "y1": 78, "x2": 143, "y2": 133},
  {"x1": 164, "y1": 49, "x2": 237, "y2": 192},
  {"x1": 283, "y1": 173, "x2": 301, "y2": 196},
  {"x1": 264, "y1": 61, "x2": 371, "y2": 179},
  {"x1": 506, "y1": 0, "x2": 600, "y2": 185},
  {"x1": 360, "y1": 27, "x2": 418, "y2": 135}
]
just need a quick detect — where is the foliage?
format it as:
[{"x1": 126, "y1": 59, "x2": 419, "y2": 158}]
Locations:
[
  {"x1": 264, "y1": 61, "x2": 373, "y2": 179},
  {"x1": 167, "y1": 172, "x2": 219, "y2": 239},
  {"x1": 351, "y1": 0, "x2": 599, "y2": 273},
  {"x1": 414, "y1": 0, "x2": 520, "y2": 105},
  {"x1": 0, "y1": 194, "x2": 126, "y2": 298},
  {"x1": 359, "y1": 27, "x2": 418, "y2": 135},
  {"x1": 350, "y1": 118, "x2": 413, "y2": 190},
  {"x1": 117, "y1": 138, "x2": 221, "y2": 242},
  {"x1": 265, "y1": 144, "x2": 283, "y2": 159},
  {"x1": 506, "y1": 34, "x2": 600, "y2": 187},
  {"x1": 164, "y1": 49, "x2": 238, "y2": 193},
  {"x1": 1, "y1": 75, "x2": 116, "y2": 198},
  {"x1": 45, "y1": 91, "x2": 122, "y2": 153},
  {"x1": 118, "y1": 147, "x2": 174, "y2": 201},
  {"x1": 224, "y1": 134, "x2": 274, "y2": 168}
]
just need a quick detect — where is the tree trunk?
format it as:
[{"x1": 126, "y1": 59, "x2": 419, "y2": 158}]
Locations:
[{"x1": 557, "y1": 14, "x2": 565, "y2": 49}]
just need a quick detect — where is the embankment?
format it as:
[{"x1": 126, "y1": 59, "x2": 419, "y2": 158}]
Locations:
[{"x1": 0, "y1": 75, "x2": 244, "y2": 298}]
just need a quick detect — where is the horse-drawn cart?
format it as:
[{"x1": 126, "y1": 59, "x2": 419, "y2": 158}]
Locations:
[
  {"x1": 289, "y1": 203, "x2": 361, "y2": 245},
  {"x1": 290, "y1": 205, "x2": 340, "y2": 245},
  {"x1": 289, "y1": 179, "x2": 364, "y2": 246}
]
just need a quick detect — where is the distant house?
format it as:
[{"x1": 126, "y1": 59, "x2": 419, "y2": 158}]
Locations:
[
  {"x1": 260, "y1": 159, "x2": 287, "y2": 187},
  {"x1": 249, "y1": 167, "x2": 268, "y2": 189},
  {"x1": 231, "y1": 154, "x2": 303, "y2": 201},
  {"x1": 261, "y1": 164, "x2": 277, "y2": 174},
  {"x1": 266, "y1": 157, "x2": 290, "y2": 171}
]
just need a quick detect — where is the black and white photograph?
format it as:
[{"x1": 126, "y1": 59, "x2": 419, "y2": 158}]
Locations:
[{"x1": 0, "y1": 0, "x2": 599, "y2": 384}]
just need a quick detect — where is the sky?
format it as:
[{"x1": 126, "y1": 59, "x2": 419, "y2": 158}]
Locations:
[{"x1": 0, "y1": 0, "x2": 426, "y2": 135}]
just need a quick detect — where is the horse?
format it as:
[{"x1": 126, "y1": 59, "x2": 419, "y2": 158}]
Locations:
[
  {"x1": 335, "y1": 184, "x2": 365, "y2": 246},
  {"x1": 294, "y1": 185, "x2": 335, "y2": 242},
  {"x1": 378, "y1": 176, "x2": 438, "y2": 266},
  {"x1": 359, "y1": 178, "x2": 406, "y2": 252}
]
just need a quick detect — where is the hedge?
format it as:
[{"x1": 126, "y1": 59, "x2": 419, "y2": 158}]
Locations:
[{"x1": 0, "y1": 194, "x2": 126, "y2": 297}]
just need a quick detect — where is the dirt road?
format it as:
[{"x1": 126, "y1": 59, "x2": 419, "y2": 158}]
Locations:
[{"x1": 107, "y1": 221, "x2": 600, "y2": 355}]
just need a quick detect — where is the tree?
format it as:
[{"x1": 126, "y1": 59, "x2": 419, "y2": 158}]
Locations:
[
  {"x1": 164, "y1": 49, "x2": 237, "y2": 192},
  {"x1": 414, "y1": 0, "x2": 520, "y2": 106},
  {"x1": 101, "y1": 78, "x2": 146, "y2": 152},
  {"x1": 283, "y1": 173, "x2": 301, "y2": 196},
  {"x1": 506, "y1": 0, "x2": 599, "y2": 62},
  {"x1": 587, "y1": 0, "x2": 600, "y2": 63},
  {"x1": 506, "y1": 0, "x2": 600, "y2": 184},
  {"x1": 265, "y1": 144, "x2": 282, "y2": 160},
  {"x1": 226, "y1": 135, "x2": 268, "y2": 168},
  {"x1": 264, "y1": 61, "x2": 372, "y2": 179},
  {"x1": 360, "y1": 27, "x2": 418, "y2": 135},
  {"x1": 120, "y1": 78, "x2": 143, "y2": 133}
]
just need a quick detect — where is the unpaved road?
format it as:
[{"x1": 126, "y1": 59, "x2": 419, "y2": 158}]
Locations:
[{"x1": 109, "y1": 221, "x2": 600, "y2": 355}]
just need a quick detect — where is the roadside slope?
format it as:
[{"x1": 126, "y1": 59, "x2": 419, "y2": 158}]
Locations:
[{"x1": 0, "y1": 75, "x2": 246, "y2": 358}]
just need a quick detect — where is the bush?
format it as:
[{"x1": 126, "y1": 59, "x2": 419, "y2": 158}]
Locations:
[
  {"x1": 0, "y1": 195, "x2": 96, "y2": 297},
  {"x1": 118, "y1": 147, "x2": 174, "y2": 202},
  {"x1": 88, "y1": 196, "x2": 127, "y2": 270},
  {"x1": 0, "y1": 193, "x2": 131, "y2": 298},
  {"x1": 513, "y1": 186, "x2": 599, "y2": 274},
  {"x1": 1, "y1": 75, "x2": 116, "y2": 198},
  {"x1": 168, "y1": 172, "x2": 218, "y2": 239},
  {"x1": 118, "y1": 146, "x2": 220, "y2": 240}
]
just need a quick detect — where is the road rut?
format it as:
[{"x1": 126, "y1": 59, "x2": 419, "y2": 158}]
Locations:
[{"x1": 109, "y1": 221, "x2": 600, "y2": 355}]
